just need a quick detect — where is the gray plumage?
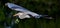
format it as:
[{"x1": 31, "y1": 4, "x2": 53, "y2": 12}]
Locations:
[{"x1": 5, "y1": 3, "x2": 52, "y2": 19}]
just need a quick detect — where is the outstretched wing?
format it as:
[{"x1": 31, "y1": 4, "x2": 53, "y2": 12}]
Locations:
[
  {"x1": 5, "y1": 3, "x2": 30, "y2": 12},
  {"x1": 5, "y1": 3, "x2": 42, "y2": 18},
  {"x1": 5, "y1": 3, "x2": 53, "y2": 19}
]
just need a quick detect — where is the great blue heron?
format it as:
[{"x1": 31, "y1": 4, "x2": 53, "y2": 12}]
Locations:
[{"x1": 5, "y1": 2, "x2": 52, "y2": 19}]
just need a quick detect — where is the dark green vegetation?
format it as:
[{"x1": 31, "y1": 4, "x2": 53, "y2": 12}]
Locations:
[{"x1": 0, "y1": 0, "x2": 60, "y2": 28}]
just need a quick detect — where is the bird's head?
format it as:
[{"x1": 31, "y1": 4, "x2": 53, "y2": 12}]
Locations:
[{"x1": 5, "y1": 3, "x2": 9, "y2": 6}]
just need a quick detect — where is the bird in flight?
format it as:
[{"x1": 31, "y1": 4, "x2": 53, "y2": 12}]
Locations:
[{"x1": 5, "y1": 3, "x2": 52, "y2": 19}]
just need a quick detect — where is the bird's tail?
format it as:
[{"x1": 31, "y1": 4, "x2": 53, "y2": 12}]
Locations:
[
  {"x1": 27, "y1": 11, "x2": 52, "y2": 19},
  {"x1": 42, "y1": 15, "x2": 53, "y2": 19}
]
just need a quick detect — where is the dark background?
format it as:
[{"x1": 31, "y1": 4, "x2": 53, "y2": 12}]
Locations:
[{"x1": 0, "y1": 0, "x2": 60, "y2": 28}]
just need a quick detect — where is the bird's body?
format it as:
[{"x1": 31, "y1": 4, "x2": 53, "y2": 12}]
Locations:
[
  {"x1": 5, "y1": 3, "x2": 52, "y2": 19},
  {"x1": 13, "y1": 12, "x2": 30, "y2": 19},
  {"x1": 5, "y1": 3, "x2": 41, "y2": 19}
]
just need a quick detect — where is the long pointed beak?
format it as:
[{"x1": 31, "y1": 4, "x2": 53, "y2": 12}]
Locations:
[
  {"x1": 5, "y1": 3, "x2": 8, "y2": 6},
  {"x1": 5, "y1": 3, "x2": 7, "y2": 6}
]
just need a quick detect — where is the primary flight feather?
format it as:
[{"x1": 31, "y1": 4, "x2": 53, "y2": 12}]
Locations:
[{"x1": 5, "y1": 3, "x2": 52, "y2": 19}]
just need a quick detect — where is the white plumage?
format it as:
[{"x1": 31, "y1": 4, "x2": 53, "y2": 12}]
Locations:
[
  {"x1": 13, "y1": 12, "x2": 30, "y2": 19},
  {"x1": 5, "y1": 3, "x2": 42, "y2": 19},
  {"x1": 5, "y1": 3, "x2": 52, "y2": 19}
]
